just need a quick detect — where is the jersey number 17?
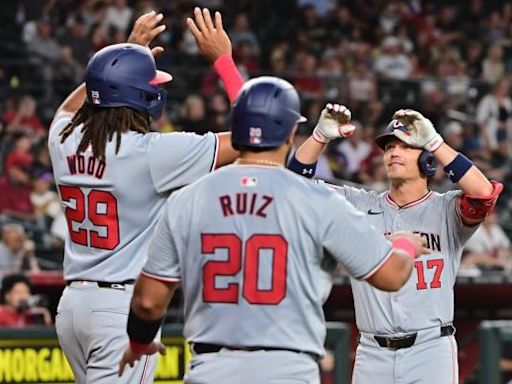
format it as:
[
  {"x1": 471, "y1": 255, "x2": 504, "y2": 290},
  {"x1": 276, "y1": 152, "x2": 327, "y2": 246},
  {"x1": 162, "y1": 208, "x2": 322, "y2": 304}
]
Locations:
[{"x1": 415, "y1": 259, "x2": 444, "y2": 290}]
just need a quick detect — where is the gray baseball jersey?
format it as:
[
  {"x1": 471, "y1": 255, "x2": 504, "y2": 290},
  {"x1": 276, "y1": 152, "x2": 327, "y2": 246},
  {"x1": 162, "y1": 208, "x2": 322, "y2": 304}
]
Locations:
[
  {"x1": 329, "y1": 185, "x2": 478, "y2": 335},
  {"x1": 48, "y1": 112, "x2": 219, "y2": 281},
  {"x1": 143, "y1": 164, "x2": 394, "y2": 357}
]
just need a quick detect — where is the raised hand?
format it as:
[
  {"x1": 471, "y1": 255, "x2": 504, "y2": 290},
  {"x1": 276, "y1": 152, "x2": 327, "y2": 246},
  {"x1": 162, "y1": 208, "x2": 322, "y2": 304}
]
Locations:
[
  {"x1": 187, "y1": 7, "x2": 232, "y2": 62},
  {"x1": 313, "y1": 103, "x2": 356, "y2": 144},
  {"x1": 392, "y1": 109, "x2": 444, "y2": 152},
  {"x1": 127, "y1": 11, "x2": 166, "y2": 57}
]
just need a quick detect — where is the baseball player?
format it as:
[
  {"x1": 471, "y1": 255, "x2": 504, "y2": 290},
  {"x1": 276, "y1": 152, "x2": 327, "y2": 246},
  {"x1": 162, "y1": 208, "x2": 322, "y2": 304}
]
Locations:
[
  {"x1": 117, "y1": 77, "x2": 430, "y2": 384},
  {"x1": 290, "y1": 106, "x2": 503, "y2": 383},
  {"x1": 48, "y1": 9, "x2": 244, "y2": 384}
]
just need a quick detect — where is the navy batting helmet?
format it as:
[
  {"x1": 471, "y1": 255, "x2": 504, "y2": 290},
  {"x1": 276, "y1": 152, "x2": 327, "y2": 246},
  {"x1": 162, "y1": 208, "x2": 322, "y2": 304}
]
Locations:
[
  {"x1": 85, "y1": 43, "x2": 172, "y2": 119},
  {"x1": 231, "y1": 76, "x2": 307, "y2": 149},
  {"x1": 375, "y1": 119, "x2": 437, "y2": 177}
]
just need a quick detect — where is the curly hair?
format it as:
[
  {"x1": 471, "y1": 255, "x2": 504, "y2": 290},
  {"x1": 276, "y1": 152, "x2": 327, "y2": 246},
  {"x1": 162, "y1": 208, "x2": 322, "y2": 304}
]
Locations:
[{"x1": 59, "y1": 103, "x2": 150, "y2": 159}]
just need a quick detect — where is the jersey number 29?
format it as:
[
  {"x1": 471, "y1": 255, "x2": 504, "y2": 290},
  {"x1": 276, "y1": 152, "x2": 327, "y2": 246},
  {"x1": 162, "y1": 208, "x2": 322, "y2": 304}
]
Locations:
[
  {"x1": 201, "y1": 233, "x2": 287, "y2": 305},
  {"x1": 59, "y1": 185, "x2": 120, "y2": 250}
]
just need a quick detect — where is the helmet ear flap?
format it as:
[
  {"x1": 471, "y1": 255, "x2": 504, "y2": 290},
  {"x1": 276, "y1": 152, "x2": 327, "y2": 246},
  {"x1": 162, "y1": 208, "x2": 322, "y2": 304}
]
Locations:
[
  {"x1": 147, "y1": 89, "x2": 167, "y2": 120},
  {"x1": 418, "y1": 151, "x2": 437, "y2": 177}
]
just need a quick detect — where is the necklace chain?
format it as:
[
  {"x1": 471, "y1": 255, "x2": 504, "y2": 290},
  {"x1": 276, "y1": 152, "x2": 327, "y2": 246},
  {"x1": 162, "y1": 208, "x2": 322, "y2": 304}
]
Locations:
[{"x1": 235, "y1": 158, "x2": 284, "y2": 167}]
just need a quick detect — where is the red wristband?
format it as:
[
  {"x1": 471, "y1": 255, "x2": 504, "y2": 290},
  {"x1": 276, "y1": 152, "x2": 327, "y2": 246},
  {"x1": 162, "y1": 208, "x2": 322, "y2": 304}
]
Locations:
[
  {"x1": 392, "y1": 237, "x2": 416, "y2": 259},
  {"x1": 214, "y1": 54, "x2": 244, "y2": 104},
  {"x1": 130, "y1": 340, "x2": 151, "y2": 354}
]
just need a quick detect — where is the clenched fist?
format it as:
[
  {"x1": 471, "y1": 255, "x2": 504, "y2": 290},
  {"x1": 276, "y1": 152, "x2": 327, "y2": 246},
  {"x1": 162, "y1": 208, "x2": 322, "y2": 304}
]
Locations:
[{"x1": 313, "y1": 103, "x2": 356, "y2": 144}]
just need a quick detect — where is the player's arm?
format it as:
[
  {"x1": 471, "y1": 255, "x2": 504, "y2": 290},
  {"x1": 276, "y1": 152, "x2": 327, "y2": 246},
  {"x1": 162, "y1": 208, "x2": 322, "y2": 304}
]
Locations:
[
  {"x1": 52, "y1": 83, "x2": 86, "y2": 120},
  {"x1": 53, "y1": 12, "x2": 166, "y2": 120},
  {"x1": 187, "y1": 8, "x2": 242, "y2": 166},
  {"x1": 288, "y1": 103, "x2": 355, "y2": 178},
  {"x1": 118, "y1": 274, "x2": 177, "y2": 376},
  {"x1": 187, "y1": 7, "x2": 243, "y2": 104},
  {"x1": 119, "y1": 199, "x2": 180, "y2": 376},
  {"x1": 393, "y1": 109, "x2": 503, "y2": 225},
  {"x1": 365, "y1": 232, "x2": 428, "y2": 291},
  {"x1": 322, "y1": 193, "x2": 428, "y2": 291}
]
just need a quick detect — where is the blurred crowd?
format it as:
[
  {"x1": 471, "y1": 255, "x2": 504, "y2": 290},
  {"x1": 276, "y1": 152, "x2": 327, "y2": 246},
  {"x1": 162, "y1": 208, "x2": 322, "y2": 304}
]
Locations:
[{"x1": 0, "y1": 0, "x2": 511, "y2": 284}]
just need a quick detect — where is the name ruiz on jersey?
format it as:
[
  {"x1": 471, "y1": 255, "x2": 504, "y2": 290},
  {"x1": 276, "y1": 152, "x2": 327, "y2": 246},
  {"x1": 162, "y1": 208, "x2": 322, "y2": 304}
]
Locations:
[
  {"x1": 67, "y1": 154, "x2": 105, "y2": 179},
  {"x1": 219, "y1": 193, "x2": 273, "y2": 218}
]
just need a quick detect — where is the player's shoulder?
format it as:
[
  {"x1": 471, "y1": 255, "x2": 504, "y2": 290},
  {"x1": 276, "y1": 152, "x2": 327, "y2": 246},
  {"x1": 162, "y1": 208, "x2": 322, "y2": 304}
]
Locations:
[
  {"x1": 430, "y1": 189, "x2": 462, "y2": 203},
  {"x1": 315, "y1": 179, "x2": 381, "y2": 199},
  {"x1": 164, "y1": 168, "x2": 213, "y2": 203}
]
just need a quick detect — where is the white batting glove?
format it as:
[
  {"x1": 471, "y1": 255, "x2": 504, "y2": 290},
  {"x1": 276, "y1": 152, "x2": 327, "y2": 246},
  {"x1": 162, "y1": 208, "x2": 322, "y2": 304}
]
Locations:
[
  {"x1": 312, "y1": 103, "x2": 356, "y2": 144},
  {"x1": 392, "y1": 109, "x2": 444, "y2": 152}
]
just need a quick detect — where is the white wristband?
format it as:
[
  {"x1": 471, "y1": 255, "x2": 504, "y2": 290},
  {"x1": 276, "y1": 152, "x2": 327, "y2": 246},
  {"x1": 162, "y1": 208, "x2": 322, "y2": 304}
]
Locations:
[
  {"x1": 312, "y1": 127, "x2": 330, "y2": 144},
  {"x1": 424, "y1": 134, "x2": 444, "y2": 152}
]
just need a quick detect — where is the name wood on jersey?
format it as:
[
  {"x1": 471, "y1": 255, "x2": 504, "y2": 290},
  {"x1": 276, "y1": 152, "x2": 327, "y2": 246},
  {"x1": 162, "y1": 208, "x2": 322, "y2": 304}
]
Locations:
[
  {"x1": 385, "y1": 231, "x2": 441, "y2": 252},
  {"x1": 219, "y1": 193, "x2": 273, "y2": 218},
  {"x1": 66, "y1": 154, "x2": 105, "y2": 179}
]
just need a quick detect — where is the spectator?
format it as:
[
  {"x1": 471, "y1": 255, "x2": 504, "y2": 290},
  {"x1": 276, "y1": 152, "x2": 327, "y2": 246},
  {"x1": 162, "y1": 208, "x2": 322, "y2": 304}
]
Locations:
[
  {"x1": 3, "y1": 96, "x2": 46, "y2": 141},
  {"x1": 0, "y1": 274, "x2": 51, "y2": 327},
  {"x1": 464, "y1": 41, "x2": 484, "y2": 79},
  {"x1": 442, "y1": 121, "x2": 465, "y2": 152},
  {"x1": 234, "y1": 41, "x2": 260, "y2": 73},
  {"x1": 484, "y1": 11, "x2": 507, "y2": 44},
  {"x1": 30, "y1": 172, "x2": 61, "y2": 228},
  {"x1": 463, "y1": 213, "x2": 512, "y2": 273},
  {"x1": 476, "y1": 77, "x2": 512, "y2": 158},
  {"x1": 31, "y1": 145, "x2": 53, "y2": 177},
  {"x1": 103, "y1": 0, "x2": 133, "y2": 34},
  {"x1": 293, "y1": 52, "x2": 323, "y2": 100},
  {"x1": 268, "y1": 47, "x2": 289, "y2": 78},
  {"x1": 60, "y1": 16, "x2": 91, "y2": 67},
  {"x1": 482, "y1": 43, "x2": 506, "y2": 84},
  {"x1": 374, "y1": 36, "x2": 413, "y2": 79},
  {"x1": 229, "y1": 12, "x2": 260, "y2": 56},
  {"x1": 25, "y1": 21, "x2": 62, "y2": 64},
  {"x1": 177, "y1": 94, "x2": 208, "y2": 134},
  {"x1": 318, "y1": 49, "x2": 344, "y2": 100},
  {"x1": 206, "y1": 92, "x2": 230, "y2": 133},
  {"x1": 0, "y1": 135, "x2": 35, "y2": 221},
  {"x1": 378, "y1": 3, "x2": 401, "y2": 34},
  {"x1": 333, "y1": 121, "x2": 371, "y2": 180},
  {"x1": 0, "y1": 224, "x2": 39, "y2": 276},
  {"x1": 89, "y1": 24, "x2": 110, "y2": 52},
  {"x1": 349, "y1": 60, "x2": 377, "y2": 106}
]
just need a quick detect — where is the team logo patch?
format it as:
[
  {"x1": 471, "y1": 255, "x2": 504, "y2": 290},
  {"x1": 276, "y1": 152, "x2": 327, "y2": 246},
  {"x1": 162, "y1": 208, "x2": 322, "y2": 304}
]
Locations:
[
  {"x1": 91, "y1": 90, "x2": 101, "y2": 105},
  {"x1": 241, "y1": 176, "x2": 258, "y2": 187},
  {"x1": 249, "y1": 127, "x2": 262, "y2": 144},
  {"x1": 392, "y1": 119, "x2": 410, "y2": 135}
]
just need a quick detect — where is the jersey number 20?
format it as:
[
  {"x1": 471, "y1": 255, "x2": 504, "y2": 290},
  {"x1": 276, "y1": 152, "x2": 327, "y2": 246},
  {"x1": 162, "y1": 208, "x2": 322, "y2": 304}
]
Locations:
[
  {"x1": 59, "y1": 185, "x2": 120, "y2": 250},
  {"x1": 201, "y1": 233, "x2": 287, "y2": 305}
]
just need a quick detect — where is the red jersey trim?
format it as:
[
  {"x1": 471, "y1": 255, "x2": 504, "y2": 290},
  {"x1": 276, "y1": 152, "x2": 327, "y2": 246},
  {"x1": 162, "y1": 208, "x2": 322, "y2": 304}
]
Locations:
[
  {"x1": 385, "y1": 191, "x2": 433, "y2": 209},
  {"x1": 212, "y1": 134, "x2": 220, "y2": 170},
  {"x1": 141, "y1": 270, "x2": 180, "y2": 284},
  {"x1": 360, "y1": 247, "x2": 394, "y2": 280}
]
